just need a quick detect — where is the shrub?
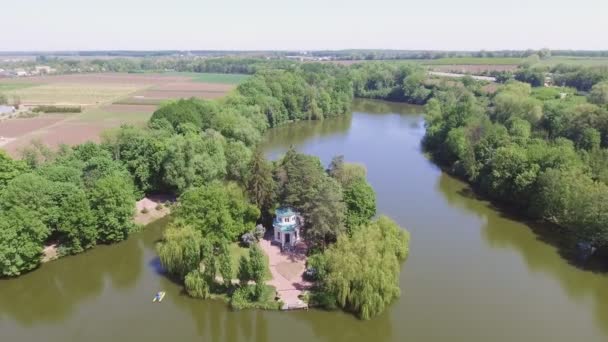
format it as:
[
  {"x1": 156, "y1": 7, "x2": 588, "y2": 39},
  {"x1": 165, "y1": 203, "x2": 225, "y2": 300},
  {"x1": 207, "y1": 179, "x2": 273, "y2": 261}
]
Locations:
[
  {"x1": 32, "y1": 105, "x2": 82, "y2": 113},
  {"x1": 254, "y1": 224, "x2": 266, "y2": 240},
  {"x1": 241, "y1": 232, "x2": 256, "y2": 247},
  {"x1": 141, "y1": 207, "x2": 149, "y2": 214},
  {"x1": 229, "y1": 284, "x2": 281, "y2": 310},
  {"x1": 185, "y1": 270, "x2": 210, "y2": 299},
  {"x1": 155, "y1": 203, "x2": 163, "y2": 211}
]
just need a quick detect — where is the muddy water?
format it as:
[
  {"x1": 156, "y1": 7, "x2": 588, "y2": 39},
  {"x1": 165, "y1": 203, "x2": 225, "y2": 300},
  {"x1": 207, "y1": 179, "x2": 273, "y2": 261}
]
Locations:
[{"x1": 1, "y1": 99, "x2": 608, "y2": 341}]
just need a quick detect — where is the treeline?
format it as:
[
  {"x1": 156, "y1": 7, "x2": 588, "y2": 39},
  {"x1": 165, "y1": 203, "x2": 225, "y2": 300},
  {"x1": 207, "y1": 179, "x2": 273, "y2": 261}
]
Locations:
[
  {"x1": 311, "y1": 49, "x2": 608, "y2": 60},
  {"x1": 423, "y1": 80, "x2": 608, "y2": 249},
  {"x1": 502, "y1": 64, "x2": 608, "y2": 92},
  {"x1": 33, "y1": 105, "x2": 82, "y2": 113},
  {"x1": 4, "y1": 57, "x2": 298, "y2": 76},
  {"x1": 0, "y1": 143, "x2": 136, "y2": 276},
  {"x1": 349, "y1": 62, "x2": 488, "y2": 104}
]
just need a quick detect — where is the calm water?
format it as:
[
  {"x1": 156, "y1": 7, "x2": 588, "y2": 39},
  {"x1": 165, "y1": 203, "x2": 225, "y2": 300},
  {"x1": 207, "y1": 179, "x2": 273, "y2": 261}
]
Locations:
[{"x1": 2, "y1": 99, "x2": 608, "y2": 341}]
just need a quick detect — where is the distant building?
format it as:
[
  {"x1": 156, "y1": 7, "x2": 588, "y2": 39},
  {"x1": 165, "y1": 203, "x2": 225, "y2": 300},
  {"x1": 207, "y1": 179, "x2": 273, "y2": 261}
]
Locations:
[
  {"x1": 15, "y1": 70, "x2": 28, "y2": 77},
  {"x1": 35, "y1": 65, "x2": 56, "y2": 74},
  {"x1": 0, "y1": 105, "x2": 16, "y2": 115},
  {"x1": 273, "y1": 207, "x2": 303, "y2": 248}
]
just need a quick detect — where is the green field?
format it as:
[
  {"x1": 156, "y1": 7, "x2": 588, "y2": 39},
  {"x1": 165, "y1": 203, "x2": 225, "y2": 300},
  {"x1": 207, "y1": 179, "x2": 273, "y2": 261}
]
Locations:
[
  {"x1": 0, "y1": 82, "x2": 40, "y2": 91},
  {"x1": 538, "y1": 56, "x2": 608, "y2": 67},
  {"x1": 420, "y1": 57, "x2": 524, "y2": 65},
  {"x1": 164, "y1": 72, "x2": 250, "y2": 84},
  {"x1": 75, "y1": 108, "x2": 155, "y2": 124}
]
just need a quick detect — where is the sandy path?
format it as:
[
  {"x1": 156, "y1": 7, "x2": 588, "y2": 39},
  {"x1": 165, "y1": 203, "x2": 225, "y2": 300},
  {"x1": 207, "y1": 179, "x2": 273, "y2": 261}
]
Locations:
[{"x1": 259, "y1": 238, "x2": 311, "y2": 309}]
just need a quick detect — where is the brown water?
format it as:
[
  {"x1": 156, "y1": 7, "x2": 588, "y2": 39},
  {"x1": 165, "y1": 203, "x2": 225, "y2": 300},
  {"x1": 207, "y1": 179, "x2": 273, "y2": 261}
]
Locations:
[{"x1": 2, "y1": 99, "x2": 608, "y2": 341}]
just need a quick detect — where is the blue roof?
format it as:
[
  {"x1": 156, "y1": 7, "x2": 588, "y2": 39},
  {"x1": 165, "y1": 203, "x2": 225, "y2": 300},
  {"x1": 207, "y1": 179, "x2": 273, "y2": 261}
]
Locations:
[{"x1": 273, "y1": 207, "x2": 300, "y2": 233}]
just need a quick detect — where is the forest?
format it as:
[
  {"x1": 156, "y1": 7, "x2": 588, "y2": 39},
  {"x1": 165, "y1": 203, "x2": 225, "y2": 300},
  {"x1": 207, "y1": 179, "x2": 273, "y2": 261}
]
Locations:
[{"x1": 422, "y1": 79, "x2": 608, "y2": 250}]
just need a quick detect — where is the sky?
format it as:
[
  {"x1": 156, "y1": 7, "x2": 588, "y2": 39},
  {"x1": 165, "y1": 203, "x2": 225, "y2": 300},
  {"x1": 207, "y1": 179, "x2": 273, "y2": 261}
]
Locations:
[{"x1": 1, "y1": 0, "x2": 607, "y2": 51}]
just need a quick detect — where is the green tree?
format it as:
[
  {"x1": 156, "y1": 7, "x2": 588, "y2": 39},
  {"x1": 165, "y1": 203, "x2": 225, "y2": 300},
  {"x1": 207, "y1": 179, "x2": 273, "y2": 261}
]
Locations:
[
  {"x1": 162, "y1": 132, "x2": 227, "y2": 193},
  {"x1": 319, "y1": 216, "x2": 410, "y2": 320},
  {"x1": 174, "y1": 181, "x2": 259, "y2": 242},
  {"x1": 89, "y1": 173, "x2": 136, "y2": 243},
  {"x1": 305, "y1": 176, "x2": 347, "y2": 249},
  {"x1": 328, "y1": 155, "x2": 367, "y2": 188},
  {"x1": 0, "y1": 207, "x2": 49, "y2": 276},
  {"x1": 588, "y1": 81, "x2": 608, "y2": 105},
  {"x1": 50, "y1": 183, "x2": 97, "y2": 253},
  {"x1": 157, "y1": 225, "x2": 203, "y2": 279},
  {"x1": 224, "y1": 140, "x2": 252, "y2": 184},
  {"x1": 184, "y1": 270, "x2": 210, "y2": 299},
  {"x1": 217, "y1": 242, "x2": 233, "y2": 286},
  {"x1": 248, "y1": 245, "x2": 267, "y2": 299},
  {"x1": 0, "y1": 150, "x2": 27, "y2": 193},
  {"x1": 343, "y1": 179, "x2": 377, "y2": 234},
  {"x1": 246, "y1": 149, "x2": 276, "y2": 212},
  {"x1": 237, "y1": 255, "x2": 251, "y2": 286}
]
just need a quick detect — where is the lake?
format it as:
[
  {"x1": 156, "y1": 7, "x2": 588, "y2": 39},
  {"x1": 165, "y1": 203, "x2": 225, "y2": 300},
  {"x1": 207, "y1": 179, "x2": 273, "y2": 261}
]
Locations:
[{"x1": 1, "y1": 99, "x2": 607, "y2": 341}]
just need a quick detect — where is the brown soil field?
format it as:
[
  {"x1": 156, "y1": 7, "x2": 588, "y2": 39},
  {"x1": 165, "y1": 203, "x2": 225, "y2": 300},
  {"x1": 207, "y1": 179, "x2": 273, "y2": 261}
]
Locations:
[
  {"x1": 2, "y1": 120, "x2": 114, "y2": 157},
  {"x1": 119, "y1": 81, "x2": 236, "y2": 103},
  {"x1": 430, "y1": 64, "x2": 517, "y2": 74},
  {"x1": 100, "y1": 104, "x2": 158, "y2": 113},
  {"x1": 0, "y1": 115, "x2": 67, "y2": 137},
  {"x1": 1, "y1": 73, "x2": 190, "y2": 85},
  {"x1": 0, "y1": 73, "x2": 238, "y2": 157}
]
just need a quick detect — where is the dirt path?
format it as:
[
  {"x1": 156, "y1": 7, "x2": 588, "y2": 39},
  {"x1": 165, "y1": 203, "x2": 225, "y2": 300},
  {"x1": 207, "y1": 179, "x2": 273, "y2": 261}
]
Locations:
[
  {"x1": 134, "y1": 194, "x2": 174, "y2": 225},
  {"x1": 258, "y1": 238, "x2": 311, "y2": 310}
]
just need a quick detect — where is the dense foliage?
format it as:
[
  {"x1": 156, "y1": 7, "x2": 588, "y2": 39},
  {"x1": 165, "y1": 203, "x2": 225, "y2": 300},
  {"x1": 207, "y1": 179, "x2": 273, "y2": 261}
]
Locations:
[
  {"x1": 0, "y1": 144, "x2": 137, "y2": 276},
  {"x1": 423, "y1": 80, "x2": 608, "y2": 248},
  {"x1": 310, "y1": 216, "x2": 410, "y2": 319}
]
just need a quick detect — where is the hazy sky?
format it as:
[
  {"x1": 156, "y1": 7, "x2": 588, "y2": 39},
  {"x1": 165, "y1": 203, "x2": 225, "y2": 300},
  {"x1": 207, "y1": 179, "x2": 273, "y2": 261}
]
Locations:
[{"x1": 1, "y1": 0, "x2": 607, "y2": 51}]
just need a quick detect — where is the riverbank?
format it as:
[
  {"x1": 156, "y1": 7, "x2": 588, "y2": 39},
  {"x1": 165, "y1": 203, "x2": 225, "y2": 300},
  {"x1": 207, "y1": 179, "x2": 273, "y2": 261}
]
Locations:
[{"x1": 40, "y1": 195, "x2": 173, "y2": 264}]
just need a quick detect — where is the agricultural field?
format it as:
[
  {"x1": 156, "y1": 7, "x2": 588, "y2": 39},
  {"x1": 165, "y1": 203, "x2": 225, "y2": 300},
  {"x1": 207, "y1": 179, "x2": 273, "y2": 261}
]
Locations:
[
  {"x1": 538, "y1": 56, "x2": 608, "y2": 67},
  {"x1": 0, "y1": 72, "x2": 246, "y2": 156},
  {"x1": 420, "y1": 57, "x2": 524, "y2": 65},
  {"x1": 163, "y1": 72, "x2": 250, "y2": 84}
]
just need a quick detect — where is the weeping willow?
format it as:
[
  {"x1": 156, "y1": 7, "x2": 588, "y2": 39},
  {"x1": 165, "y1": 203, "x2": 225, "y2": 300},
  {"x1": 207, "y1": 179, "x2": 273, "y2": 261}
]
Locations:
[
  {"x1": 323, "y1": 216, "x2": 410, "y2": 320},
  {"x1": 185, "y1": 270, "x2": 210, "y2": 299},
  {"x1": 157, "y1": 224, "x2": 203, "y2": 279}
]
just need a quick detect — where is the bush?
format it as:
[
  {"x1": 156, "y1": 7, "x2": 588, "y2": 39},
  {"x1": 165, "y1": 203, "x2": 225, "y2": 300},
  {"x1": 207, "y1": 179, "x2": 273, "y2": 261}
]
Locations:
[
  {"x1": 241, "y1": 232, "x2": 256, "y2": 247},
  {"x1": 155, "y1": 203, "x2": 163, "y2": 211},
  {"x1": 185, "y1": 270, "x2": 210, "y2": 299},
  {"x1": 32, "y1": 105, "x2": 82, "y2": 113},
  {"x1": 254, "y1": 224, "x2": 266, "y2": 240},
  {"x1": 141, "y1": 207, "x2": 149, "y2": 214},
  {"x1": 229, "y1": 284, "x2": 281, "y2": 310}
]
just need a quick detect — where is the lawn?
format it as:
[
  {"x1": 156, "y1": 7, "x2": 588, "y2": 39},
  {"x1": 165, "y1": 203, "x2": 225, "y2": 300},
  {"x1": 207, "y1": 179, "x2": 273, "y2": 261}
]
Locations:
[
  {"x1": 228, "y1": 242, "x2": 271, "y2": 279},
  {"x1": 164, "y1": 72, "x2": 250, "y2": 85}
]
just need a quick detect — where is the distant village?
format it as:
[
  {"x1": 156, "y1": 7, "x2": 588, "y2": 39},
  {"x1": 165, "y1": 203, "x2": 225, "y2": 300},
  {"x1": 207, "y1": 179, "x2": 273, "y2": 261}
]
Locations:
[{"x1": 0, "y1": 65, "x2": 57, "y2": 78}]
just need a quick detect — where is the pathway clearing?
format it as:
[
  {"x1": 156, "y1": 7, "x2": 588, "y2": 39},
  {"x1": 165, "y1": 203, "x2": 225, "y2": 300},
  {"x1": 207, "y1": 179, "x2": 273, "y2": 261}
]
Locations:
[{"x1": 258, "y1": 238, "x2": 311, "y2": 310}]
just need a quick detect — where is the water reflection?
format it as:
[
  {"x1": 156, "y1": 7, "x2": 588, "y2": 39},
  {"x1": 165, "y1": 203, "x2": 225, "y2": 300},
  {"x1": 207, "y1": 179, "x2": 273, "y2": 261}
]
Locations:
[
  {"x1": 0, "y1": 219, "x2": 145, "y2": 325},
  {"x1": 436, "y1": 172, "x2": 608, "y2": 335}
]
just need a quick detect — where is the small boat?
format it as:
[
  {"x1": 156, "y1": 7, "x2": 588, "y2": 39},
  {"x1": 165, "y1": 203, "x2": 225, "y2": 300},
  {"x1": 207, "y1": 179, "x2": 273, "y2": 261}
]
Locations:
[{"x1": 153, "y1": 291, "x2": 166, "y2": 302}]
